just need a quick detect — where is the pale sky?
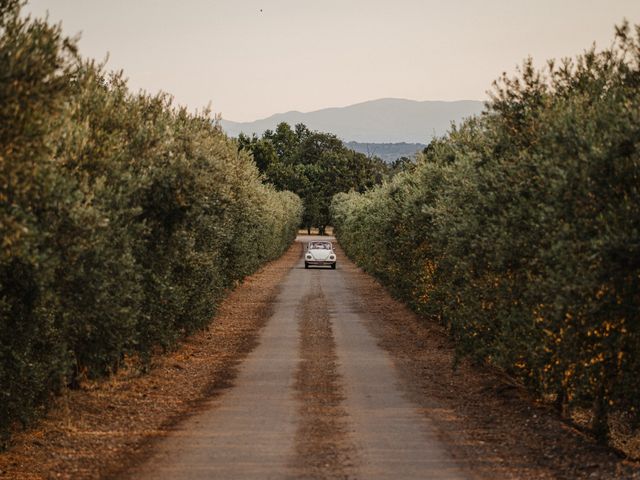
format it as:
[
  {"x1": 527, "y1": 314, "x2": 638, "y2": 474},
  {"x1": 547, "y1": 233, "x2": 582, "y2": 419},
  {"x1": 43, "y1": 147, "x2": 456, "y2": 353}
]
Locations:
[{"x1": 24, "y1": 0, "x2": 640, "y2": 122}]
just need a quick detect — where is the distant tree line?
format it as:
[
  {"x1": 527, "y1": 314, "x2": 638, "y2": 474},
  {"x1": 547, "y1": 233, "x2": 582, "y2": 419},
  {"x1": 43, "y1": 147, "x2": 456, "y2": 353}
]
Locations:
[
  {"x1": 344, "y1": 141, "x2": 426, "y2": 164},
  {"x1": 332, "y1": 23, "x2": 640, "y2": 445},
  {"x1": 238, "y1": 123, "x2": 391, "y2": 233}
]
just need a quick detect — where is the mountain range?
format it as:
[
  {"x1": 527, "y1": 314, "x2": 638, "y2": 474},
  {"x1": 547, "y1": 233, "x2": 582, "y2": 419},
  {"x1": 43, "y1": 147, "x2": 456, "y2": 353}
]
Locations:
[{"x1": 220, "y1": 98, "x2": 484, "y2": 144}]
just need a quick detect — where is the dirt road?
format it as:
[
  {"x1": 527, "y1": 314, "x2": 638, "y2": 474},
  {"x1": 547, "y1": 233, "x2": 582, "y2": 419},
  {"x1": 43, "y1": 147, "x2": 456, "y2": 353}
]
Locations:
[{"x1": 129, "y1": 235, "x2": 467, "y2": 479}]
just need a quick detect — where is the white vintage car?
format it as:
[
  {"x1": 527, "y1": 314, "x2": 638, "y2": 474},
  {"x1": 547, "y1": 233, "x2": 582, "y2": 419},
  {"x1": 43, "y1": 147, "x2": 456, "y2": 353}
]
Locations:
[{"x1": 305, "y1": 241, "x2": 337, "y2": 269}]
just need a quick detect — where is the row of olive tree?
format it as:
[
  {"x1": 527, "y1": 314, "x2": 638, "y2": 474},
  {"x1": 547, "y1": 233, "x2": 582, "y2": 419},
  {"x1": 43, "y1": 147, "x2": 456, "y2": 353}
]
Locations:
[
  {"x1": 238, "y1": 122, "x2": 389, "y2": 233},
  {"x1": 0, "y1": 1, "x2": 302, "y2": 446},
  {"x1": 332, "y1": 23, "x2": 640, "y2": 443}
]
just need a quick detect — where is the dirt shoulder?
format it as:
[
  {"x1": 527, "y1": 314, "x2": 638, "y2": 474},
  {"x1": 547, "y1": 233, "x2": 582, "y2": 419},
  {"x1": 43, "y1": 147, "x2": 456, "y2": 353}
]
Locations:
[
  {"x1": 335, "y1": 243, "x2": 640, "y2": 480},
  {"x1": 0, "y1": 242, "x2": 302, "y2": 480}
]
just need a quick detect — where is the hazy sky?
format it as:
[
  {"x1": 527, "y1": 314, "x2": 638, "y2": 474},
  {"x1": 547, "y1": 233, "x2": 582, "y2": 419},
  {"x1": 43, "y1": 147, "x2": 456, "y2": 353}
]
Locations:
[{"x1": 24, "y1": 0, "x2": 640, "y2": 122}]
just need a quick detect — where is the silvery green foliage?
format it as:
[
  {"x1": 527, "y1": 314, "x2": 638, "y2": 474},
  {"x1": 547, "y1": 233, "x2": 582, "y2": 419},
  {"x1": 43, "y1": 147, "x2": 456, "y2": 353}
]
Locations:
[
  {"x1": 332, "y1": 22, "x2": 640, "y2": 443},
  {"x1": 0, "y1": 2, "x2": 302, "y2": 446}
]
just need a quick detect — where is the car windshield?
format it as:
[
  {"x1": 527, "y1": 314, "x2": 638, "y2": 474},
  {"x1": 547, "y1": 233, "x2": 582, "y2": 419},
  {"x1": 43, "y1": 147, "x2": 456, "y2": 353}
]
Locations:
[{"x1": 309, "y1": 242, "x2": 331, "y2": 250}]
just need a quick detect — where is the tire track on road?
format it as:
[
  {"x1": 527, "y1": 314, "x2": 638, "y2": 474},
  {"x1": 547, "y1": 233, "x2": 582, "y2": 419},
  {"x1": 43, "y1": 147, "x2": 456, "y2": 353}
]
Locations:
[{"x1": 291, "y1": 285, "x2": 358, "y2": 479}]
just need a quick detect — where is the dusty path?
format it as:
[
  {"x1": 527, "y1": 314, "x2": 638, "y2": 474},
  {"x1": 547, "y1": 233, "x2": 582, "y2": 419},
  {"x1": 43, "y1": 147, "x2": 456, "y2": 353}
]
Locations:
[
  {"x1": 128, "y1": 236, "x2": 467, "y2": 479},
  {"x1": 131, "y1": 254, "x2": 305, "y2": 479}
]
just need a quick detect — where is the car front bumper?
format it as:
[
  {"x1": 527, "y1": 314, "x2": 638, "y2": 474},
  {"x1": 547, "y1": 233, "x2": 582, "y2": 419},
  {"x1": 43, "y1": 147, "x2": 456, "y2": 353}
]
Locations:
[{"x1": 305, "y1": 260, "x2": 336, "y2": 266}]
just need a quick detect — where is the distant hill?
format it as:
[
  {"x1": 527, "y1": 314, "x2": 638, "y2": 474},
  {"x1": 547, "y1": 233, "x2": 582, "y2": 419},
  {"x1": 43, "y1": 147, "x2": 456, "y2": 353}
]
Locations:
[
  {"x1": 345, "y1": 141, "x2": 426, "y2": 163},
  {"x1": 220, "y1": 98, "x2": 484, "y2": 144}
]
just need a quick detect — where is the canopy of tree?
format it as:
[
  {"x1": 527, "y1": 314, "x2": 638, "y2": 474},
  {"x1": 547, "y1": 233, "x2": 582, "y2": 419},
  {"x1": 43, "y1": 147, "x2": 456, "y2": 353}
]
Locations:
[
  {"x1": 237, "y1": 123, "x2": 389, "y2": 233},
  {"x1": 332, "y1": 23, "x2": 640, "y2": 444},
  {"x1": 0, "y1": 0, "x2": 302, "y2": 446}
]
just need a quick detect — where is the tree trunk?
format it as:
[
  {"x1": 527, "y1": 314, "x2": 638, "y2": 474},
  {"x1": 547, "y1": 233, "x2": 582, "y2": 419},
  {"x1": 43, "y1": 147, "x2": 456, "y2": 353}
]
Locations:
[
  {"x1": 592, "y1": 381, "x2": 609, "y2": 444},
  {"x1": 553, "y1": 389, "x2": 567, "y2": 416}
]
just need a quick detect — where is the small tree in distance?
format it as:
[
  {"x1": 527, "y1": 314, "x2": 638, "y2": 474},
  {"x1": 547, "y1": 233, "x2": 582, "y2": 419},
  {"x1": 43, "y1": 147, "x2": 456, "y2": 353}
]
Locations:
[{"x1": 238, "y1": 122, "x2": 389, "y2": 234}]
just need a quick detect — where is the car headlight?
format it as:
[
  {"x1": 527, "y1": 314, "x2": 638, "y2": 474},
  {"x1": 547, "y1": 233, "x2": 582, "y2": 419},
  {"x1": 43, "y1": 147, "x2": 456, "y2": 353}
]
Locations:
[
  {"x1": 306, "y1": 254, "x2": 312, "y2": 259},
  {"x1": 329, "y1": 255, "x2": 336, "y2": 260}
]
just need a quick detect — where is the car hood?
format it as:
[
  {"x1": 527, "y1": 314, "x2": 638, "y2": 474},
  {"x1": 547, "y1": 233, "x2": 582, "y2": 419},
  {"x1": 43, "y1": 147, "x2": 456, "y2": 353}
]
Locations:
[{"x1": 308, "y1": 249, "x2": 333, "y2": 260}]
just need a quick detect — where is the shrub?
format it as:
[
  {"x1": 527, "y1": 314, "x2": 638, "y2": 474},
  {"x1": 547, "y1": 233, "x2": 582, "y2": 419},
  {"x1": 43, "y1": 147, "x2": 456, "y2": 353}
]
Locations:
[
  {"x1": 0, "y1": 2, "x2": 301, "y2": 446},
  {"x1": 332, "y1": 23, "x2": 640, "y2": 442}
]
